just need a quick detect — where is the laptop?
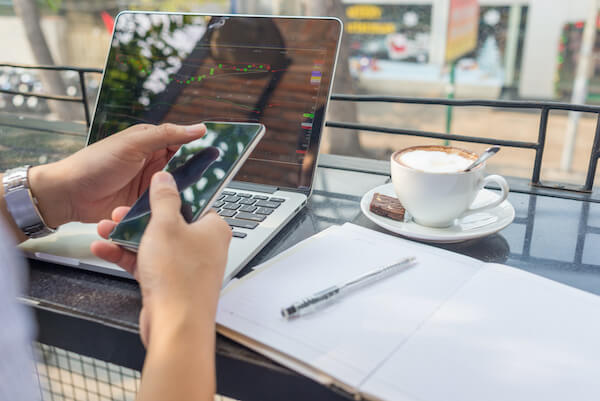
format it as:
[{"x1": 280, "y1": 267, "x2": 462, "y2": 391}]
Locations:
[{"x1": 20, "y1": 12, "x2": 342, "y2": 283}]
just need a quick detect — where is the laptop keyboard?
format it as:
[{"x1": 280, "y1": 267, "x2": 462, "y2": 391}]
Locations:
[{"x1": 212, "y1": 190, "x2": 285, "y2": 238}]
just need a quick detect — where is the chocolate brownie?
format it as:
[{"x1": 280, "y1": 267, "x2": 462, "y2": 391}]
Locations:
[{"x1": 369, "y1": 193, "x2": 406, "y2": 221}]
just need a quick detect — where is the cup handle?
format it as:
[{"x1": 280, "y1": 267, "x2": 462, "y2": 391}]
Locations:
[{"x1": 462, "y1": 175, "x2": 509, "y2": 217}]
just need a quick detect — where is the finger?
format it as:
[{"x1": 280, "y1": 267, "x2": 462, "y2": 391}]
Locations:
[
  {"x1": 149, "y1": 171, "x2": 182, "y2": 224},
  {"x1": 166, "y1": 145, "x2": 180, "y2": 161},
  {"x1": 120, "y1": 123, "x2": 154, "y2": 133},
  {"x1": 112, "y1": 206, "x2": 131, "y2": 222},
  {"x1": 124, "y1": 123, "x2": 206, "y2": 155},
  {"x1": 106, "y1": 124, "x2": 153, "y2": 137},
  {"x1": 138, "y1": 157, "x2": 168, "y2": 194},
  {"x1": 192, "y1": 211, "x2": 232, "y2": 243},
  {"x1": 90, "y1": 240, "x2": 137, "y2": 275},
  {"x1": 97, "y1": 207, "x2": 131, "y2": 239},
  {"x1": 167, "y1": 144, "x2": 181, "y2": 153},
  {"x1": 97, "y1": 219, "x2": 117, "y2": 239}
]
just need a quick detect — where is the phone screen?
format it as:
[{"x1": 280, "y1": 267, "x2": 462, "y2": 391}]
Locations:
[{"x1": 109, "y1": 121, "x2": 264, "y2": 247}]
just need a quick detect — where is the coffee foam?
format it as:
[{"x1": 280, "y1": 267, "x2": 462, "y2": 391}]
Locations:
[{"x1": 399, "y1": 149, "x2": 474, "y2": 173}]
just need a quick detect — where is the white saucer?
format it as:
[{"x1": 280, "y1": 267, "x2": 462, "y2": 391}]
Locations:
[{"x1": 360, "y1": 183, "x2": 515, "y2": 243}]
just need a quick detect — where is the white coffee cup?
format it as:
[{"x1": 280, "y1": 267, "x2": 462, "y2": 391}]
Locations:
[{"x1": 390, "y1": 145, "x2": 509, "y2": 228}]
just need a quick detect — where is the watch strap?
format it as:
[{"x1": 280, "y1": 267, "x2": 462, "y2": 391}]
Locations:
[{"x1": 3, "y1": 166, "x2": 56, "y2": 238}]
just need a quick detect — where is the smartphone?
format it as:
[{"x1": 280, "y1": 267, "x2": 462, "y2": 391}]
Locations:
[{"x1": 109, "y1": 121, "x2": 265, "y2": 250}]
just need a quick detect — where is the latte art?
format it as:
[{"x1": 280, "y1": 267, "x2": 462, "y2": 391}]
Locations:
[{"x1": 399, "y1": 150, "x2": 474, "y2": 173}]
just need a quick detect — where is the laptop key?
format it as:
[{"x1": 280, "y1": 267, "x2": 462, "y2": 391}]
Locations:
[
  {"x1": 222, "y1": 191, "x2": 236, "y2": 196},
  {"x1": 232, "y1": 231, "x2": 247, "y2": 238},
  {"x1": 252, "y1": 195, "x2": 268, "y2": 200},
  {"x1": 224, "y1": 218, "x2": 259, "y2": 230},
  {"x1": 217, "y1": 195, "x2": 226, "y2": 201},
  {"x1": 236, "y1": 212, "x2": 266, "y2": 222},
  {"x1": 269, "y1": 197, "x2": 286, "y2": 202},
  {"x1": 237, "y1": 193, "x2": 252, "y2": 198},
  {"x1": 219, "y1": 209, "x2": 237, "y2": 217},
  {"x1": 255, "y1": 207, "x2": 274, "y2": 215},
  {"x1": 223, "y1": 195, "x2": 241, "y2": 203},
  {"x1": 240, "y1": 205, "x2": 257, "y2": 213},
  {"x1": 213, "y1": 201, "x2": 225, "y2": 208},
  {"x1": 239, "y1": 198, "x2": 256, "y2": 206},
  {"x1": 255, "y1": 200, "x2": 280, "y2": 208},
  {"x1": 223, "y1": 203, "x2": 241, "y2": 210}
]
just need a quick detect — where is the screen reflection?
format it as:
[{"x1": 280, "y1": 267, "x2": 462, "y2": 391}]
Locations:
[{"x1": 89, "y1": 13, "x2": 340, "y2": 190}]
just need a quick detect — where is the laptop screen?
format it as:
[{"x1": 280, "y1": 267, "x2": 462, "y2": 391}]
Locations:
[{"x1": 88, "y1": 12, "x2": 341, "y2": 192}]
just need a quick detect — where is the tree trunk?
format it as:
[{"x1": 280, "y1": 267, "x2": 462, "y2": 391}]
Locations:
[
  {"x1": 13, "y1": 0, "x2": 75, "y2": 121},
  {"x1": 301, "y1": 0, "x2": 365, "y2": 157}
]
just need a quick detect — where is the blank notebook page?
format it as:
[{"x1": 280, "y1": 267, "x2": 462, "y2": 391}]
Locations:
[
  {"x1": 217, "y1": 223, "x2": 484, "y2": 390},
  {"x1": 361, "y1": 263, "x2": 600, "y2": 401}
]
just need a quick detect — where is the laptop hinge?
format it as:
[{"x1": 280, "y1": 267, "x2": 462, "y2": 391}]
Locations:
[{"x1": 227, "y1": 181, "x2": 279, "y2": 194}]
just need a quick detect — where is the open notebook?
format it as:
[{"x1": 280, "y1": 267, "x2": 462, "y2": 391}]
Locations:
[{"x1": 217, "y1": 223, "x2": 600, "y2": 401}]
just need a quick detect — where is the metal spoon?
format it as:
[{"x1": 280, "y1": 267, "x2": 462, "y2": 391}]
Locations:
[{"x1": 465, "y1": 146, "x2": 500, "y2": 171}]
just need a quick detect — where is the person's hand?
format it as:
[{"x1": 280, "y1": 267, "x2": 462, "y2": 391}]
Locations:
[
  {"x1": 93, "y1": 172, "x2": 230, "y2": 401},
  {"x1": 28, "y1": 123, "x2": 206, "y2": 228},
  {"x1": 91, "y1": 171, "x2": 232, "y2": 347}
]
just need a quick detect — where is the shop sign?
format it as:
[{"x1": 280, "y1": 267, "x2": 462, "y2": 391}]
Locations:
[
  {"x1": 346, "y1": 5, "x2": 382, "y2": 20},
  {"x1": 346, "y1": 21, "x2": 396, "y2": 35},
  {"x1": 446, "y1": 0, "x2": 479, "y2": 62}
]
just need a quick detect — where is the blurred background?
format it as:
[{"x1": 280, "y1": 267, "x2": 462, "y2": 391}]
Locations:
[{"x1": 2, "y1": 0, "x2": 600, "y2": 186}]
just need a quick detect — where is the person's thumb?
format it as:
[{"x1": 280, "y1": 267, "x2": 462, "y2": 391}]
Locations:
[{"x1": 149, "y1": 171, "x2": 182, "y2": 224}]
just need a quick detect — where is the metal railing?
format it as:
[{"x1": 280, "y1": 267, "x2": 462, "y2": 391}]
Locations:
[
  {"x1": 0, "y1": 63, "x2": 103, "y2": 127},
  {"x1": 328, "y1": 94, "x2": 600, "y2": 193},
  {"x1": 2, "y1": 64, "x2": 600, "y2": 192},
  {"x1": 34, "y1": 342, "x2": 140, "y2": 401}
]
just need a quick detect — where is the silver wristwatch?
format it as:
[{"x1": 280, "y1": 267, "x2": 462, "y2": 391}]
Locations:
[{"x1": 3, "y1": 166, "x2": 56, "y2": 238}]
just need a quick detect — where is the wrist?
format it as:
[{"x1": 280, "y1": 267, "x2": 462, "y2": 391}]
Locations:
[
  {"x1": 28, "y1": 163, "x2": 73, "y2": 228},
  {"x1": 147, "y1": 295, "x2": 218, "y2": 345}
]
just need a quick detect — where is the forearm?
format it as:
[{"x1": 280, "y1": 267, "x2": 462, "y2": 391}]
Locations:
[
  {"x1": 28, "y1": 163, "x2": 72, "y2": 228},
  {"x1": 137, "y1": 309, "x2": 217, "y2": 401}
]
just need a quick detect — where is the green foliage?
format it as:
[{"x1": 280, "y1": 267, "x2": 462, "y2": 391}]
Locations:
[
  {"x1": 90, "y1": 15, "x2": 195, "y2": 139},
  {"x1": 43, "y1": 0, "x2": 62, "y2": 12}
]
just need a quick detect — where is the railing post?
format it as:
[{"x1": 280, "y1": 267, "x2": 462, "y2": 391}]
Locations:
[
  {"x1": 531, "y1": 107, "x2": 549, "y2": 185},
  {"x1": 521, "y1": 195, "x2": 537, "y2": 258},
  {"x1": 583, "y1": 115, "x2": 600, "y2": 191},
  {"x1": 574, "y1": 201, "x2": 590, "y2": 265},
  {"x1": 78, "y1": 70, "x2": 91, "y2": 128}
]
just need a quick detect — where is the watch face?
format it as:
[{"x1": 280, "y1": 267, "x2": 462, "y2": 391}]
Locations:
[{"x1": 3, "y1": 166, "x2": 28, "y2": 191}]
